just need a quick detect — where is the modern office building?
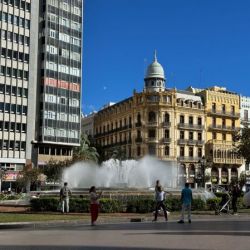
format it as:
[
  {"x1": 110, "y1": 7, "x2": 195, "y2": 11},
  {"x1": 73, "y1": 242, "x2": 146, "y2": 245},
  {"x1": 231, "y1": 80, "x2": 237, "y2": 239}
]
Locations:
[
  {"x1": 0, "y1": 0, "x2": 82, "y2": 188},
  {"x1": 0, "y1": 0, "x2": 31, "y2": 186},
  {"x1": 27, "y1": 0, "x2": 82, "y2": 168}
]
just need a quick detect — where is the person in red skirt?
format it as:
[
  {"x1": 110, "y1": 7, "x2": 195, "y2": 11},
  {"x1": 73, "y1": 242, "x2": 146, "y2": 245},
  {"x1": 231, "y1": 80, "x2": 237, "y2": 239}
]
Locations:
[{"x1": 89, "y1": 186, "x2": 102, "y2": 226}]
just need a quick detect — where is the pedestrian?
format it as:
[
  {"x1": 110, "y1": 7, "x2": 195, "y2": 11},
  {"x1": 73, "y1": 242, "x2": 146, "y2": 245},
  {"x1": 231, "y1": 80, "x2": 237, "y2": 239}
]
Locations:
[
  {"x1": 60, "y1": 182, "x2": 71, "y2": 213},
  {"x1": 155, "y1": 179, "x2": 161, "y2": 192},
  {"x1": 152, "y1": 185, "x2": 168, "y2": 222},
  {"x1": 178, "y1": 182, "x2": 193, "y2": 224},
  {"x1": 231, "y1": 184, "x2": 240, "y2": 215},
  {"x1": 89, "y1": 186, "x2": 103, "y2": 226}
]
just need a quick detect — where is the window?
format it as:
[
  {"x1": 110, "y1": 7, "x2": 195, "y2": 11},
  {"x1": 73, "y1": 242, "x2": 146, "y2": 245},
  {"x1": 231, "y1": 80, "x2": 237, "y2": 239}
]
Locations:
[
  {"x1": 189, "y1": 132, "x2": 193, "y2": 140},
  {"x1": 180, "y1": 147, "x2": 185, "y2": 157},
  {"x1": 165, "y1": 146, "x2": 170, "y2": 156},
  {"x1": 244, "y1": 110, "x2": 248, "y2": 121},
  {"x1": 164, "y1": 129, "x2": 169, "y2": 138},
  {"x1": 222, "y1": 133, "x2": 226, "y2": 141},
  {"x1": 198, "y1": 132, "x2": 202, "y2": 141},
  {"x1": 212, "y1": 103, "x2": 216, "y2": 112},
  {"x1": 1, "y1": 30, "x2": 7, "y2": 40},
  {"x1": 198, "y1": 148, "x2": 202, "y2": 158},
  {"x1": 49, "y1": 29, "x2": 56, "y2": 38},
  {"x1": 197, "y1": 117, "x2": 202, "y2": 125},
  {"x1": 231, "y1": 105, "x2": 235, "y2": 115},
  {"x1": 180, "y1": 115, "x2": 184, "y2": 124},
  {"x1": 212, "y1": 132, "x2": 217, "y2": 140},
  {"x1": 189, "y1": 147, "x2": 193, "y2": 157},
  {"x1": 73, "y1": 6, "x2": 81, "y2": 15},
  {"x1": 188, "y1": 116, "x2": 193, "y2": 125},
  {"x1": 222, "y1": 104, "x2": 226, "y2": 114},
  {"x1": 180, "y1": 131, "x2": 184, "y2": 139}
]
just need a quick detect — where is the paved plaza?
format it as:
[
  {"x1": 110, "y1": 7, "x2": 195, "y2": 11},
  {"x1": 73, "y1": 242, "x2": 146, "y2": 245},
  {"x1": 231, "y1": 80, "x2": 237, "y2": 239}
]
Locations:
[{"x1": 0, "y1": 216, "x2": 250, "y2": 250}]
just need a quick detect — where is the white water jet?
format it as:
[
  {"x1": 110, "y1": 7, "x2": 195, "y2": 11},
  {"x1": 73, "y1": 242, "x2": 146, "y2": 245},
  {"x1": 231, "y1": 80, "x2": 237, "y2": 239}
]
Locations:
[{"x1": 62, "y1": 156, "x2": 179, "y2": 189}]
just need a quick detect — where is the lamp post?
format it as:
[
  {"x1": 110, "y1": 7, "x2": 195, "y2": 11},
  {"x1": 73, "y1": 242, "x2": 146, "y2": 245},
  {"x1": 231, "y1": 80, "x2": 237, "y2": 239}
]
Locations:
[{"x1": 199, "y1": 156, "x2": 206, "y2": 188}]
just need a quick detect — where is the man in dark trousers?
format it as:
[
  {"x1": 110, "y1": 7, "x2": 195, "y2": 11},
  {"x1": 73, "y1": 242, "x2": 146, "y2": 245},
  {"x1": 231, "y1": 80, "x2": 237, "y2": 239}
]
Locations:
[
  {"x1": 178, "y1": 182, "x2": 193, "y2": 223},
  {"x1": 231, "y1": 184, "x2": 240, "y2": 215}
]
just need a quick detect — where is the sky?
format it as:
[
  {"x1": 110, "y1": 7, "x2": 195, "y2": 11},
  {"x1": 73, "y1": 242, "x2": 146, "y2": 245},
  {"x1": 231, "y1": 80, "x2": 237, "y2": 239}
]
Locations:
[{"x1": 82, "y1": 0, "x2": 250, "y2": 114}]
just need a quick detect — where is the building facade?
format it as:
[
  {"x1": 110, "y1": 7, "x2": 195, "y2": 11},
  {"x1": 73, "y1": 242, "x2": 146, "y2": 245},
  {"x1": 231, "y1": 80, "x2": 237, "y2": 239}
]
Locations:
[
  {"x1": 240, "y1": 95, "x2": 250, "y2": 187},
  {"x1": 27, "y1": 0, "x2": 82, "y2": 168},
  {"x1": 0, "y1": 0, "x2": 31, "y2": 186},
  {"x1": 93, "y1": 53, "x2": 206, "y2": 188},
  {"x1": 188, "y1": 86, "x2": 243, "y2": 186},
  {"x1": 0, "y1": 0, "x2": 82, "y2": 189}
]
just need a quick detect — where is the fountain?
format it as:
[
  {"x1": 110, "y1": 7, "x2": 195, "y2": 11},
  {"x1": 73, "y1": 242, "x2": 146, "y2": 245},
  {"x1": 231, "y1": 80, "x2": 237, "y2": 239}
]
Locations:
[{"x1": 62, "y1": 156, "x2": 179, "y2": 189}]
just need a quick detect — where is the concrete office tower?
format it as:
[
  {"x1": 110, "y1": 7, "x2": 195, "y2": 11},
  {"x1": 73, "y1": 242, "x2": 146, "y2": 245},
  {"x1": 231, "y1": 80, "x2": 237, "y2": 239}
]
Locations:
[
  {"x1": 0, "y1": 0, "x2": 82, "y2": 188},
  {"x1": 27, "y1": 0, "x2": 82, "y2": 168},
  {"x1": 0, "y1": 0, "x2": 31, "y2": 187}
]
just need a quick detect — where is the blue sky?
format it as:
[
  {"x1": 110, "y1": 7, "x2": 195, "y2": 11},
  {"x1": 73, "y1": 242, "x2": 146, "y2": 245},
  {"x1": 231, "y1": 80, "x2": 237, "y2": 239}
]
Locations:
[{"x1": 82, "y1": 0, "x2": 250, "y2": 114}]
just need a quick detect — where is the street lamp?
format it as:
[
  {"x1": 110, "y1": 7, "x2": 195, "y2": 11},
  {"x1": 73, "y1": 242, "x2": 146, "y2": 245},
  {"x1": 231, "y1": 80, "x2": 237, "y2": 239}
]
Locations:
[{"x1": 198, "y1": 156, "x2": 206, "y2": 188}]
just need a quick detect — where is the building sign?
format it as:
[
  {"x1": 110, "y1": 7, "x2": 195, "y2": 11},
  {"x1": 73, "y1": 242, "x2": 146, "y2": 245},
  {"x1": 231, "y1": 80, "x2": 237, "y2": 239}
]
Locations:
[{"x1": 3, "y1": 171, "x2": 19, "y2": 182}]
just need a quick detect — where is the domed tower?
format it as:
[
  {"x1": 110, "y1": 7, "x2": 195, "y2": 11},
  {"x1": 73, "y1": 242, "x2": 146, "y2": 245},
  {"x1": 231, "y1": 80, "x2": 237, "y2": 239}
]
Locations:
[{"x1": 144, "y1": 51, "x2": 166, "y2": 92}]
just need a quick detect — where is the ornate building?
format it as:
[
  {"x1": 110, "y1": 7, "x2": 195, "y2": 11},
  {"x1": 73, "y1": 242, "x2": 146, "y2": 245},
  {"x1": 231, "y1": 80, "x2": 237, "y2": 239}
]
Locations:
[
  {"x1": 93, "y1": 53, "x2": 206, "y2": 188},
  {"x1": 188, "y1": 86, "x2": 243, "y2": 186}
]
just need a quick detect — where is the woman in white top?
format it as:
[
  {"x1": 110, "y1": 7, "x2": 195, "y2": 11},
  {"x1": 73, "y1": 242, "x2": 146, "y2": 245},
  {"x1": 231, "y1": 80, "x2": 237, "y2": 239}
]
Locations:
[{"x1": 89, "y1": 186, "x2": 102, "y2": 225}]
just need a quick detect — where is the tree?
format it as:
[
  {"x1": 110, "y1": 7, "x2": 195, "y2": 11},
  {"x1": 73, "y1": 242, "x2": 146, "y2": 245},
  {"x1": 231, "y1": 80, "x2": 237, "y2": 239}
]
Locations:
[
  {"x1": 73, "y1": 133, "x2": 99, "y2": 163},
  {"x1": 16, "y1": 164, "x2": 41, "y2": 192},
  {"x1": 233, "y1": 126, "x2": 250, "y2": 163},
  {"x1": 43, "y1": 159, "x2": 71, "y2": 184}
]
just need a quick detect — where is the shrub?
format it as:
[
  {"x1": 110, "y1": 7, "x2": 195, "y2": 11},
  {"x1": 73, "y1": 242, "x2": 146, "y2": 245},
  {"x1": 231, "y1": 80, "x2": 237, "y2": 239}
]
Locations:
[
  {"x1": 206, "y1": 197, "x2": 221, "y2": 211},
  {"x1": 30, "y1": 195, "x2": 210, "y2": 213}
]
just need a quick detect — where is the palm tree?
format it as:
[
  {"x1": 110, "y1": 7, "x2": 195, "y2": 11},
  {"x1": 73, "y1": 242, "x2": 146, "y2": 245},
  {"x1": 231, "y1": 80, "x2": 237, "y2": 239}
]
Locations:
[{"x1": 73, "y1": 134, "x2": 99, "y2": 163}]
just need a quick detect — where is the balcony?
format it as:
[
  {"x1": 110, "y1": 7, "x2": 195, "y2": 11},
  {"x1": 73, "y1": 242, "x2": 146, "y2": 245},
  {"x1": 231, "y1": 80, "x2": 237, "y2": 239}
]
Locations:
[
  {"x1": 177, "y1": 156, "x2": 201, "y2": 163},
  {"x1": 162, "y1": 122, "x2": 171, "y2": 128},
  {"x1": 212, "y1": 157, "x2": 244, "y2": 165},
  {"x1": 177, "y1": 139, "x2": 187, "y2": 145},
  {"x1": 186, "y1": 139, "x2": 197, "y2": 146},
  {"x1": 208, "y1": 109, "x2": 240, "y2": 119},
  {"x1": 162, "y1": 138, "x2": 171, "y2": 143},
  {"x1": 208, "y1": 125, "x2": 238, "y2": 132},
  {"x1": 177, "y1": 123, "x2": 204, "y2": 130},
  {"x1": 147, "y1": 137, "x2": 158, "y2": 143},
  {"x1": 147, "y1": 121, "x2": 158, "y2": 127}
]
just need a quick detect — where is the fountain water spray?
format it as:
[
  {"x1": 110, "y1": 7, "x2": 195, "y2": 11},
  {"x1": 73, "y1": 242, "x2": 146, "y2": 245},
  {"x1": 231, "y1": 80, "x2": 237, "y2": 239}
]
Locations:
[{"x1": 62, "y1": 156, "x2": 179, "y2": 189}]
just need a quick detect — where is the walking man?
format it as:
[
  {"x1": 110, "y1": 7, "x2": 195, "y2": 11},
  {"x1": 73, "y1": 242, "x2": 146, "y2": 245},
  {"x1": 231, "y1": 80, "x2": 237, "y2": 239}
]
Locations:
[
  {"x1": 178, "y1": 182, "x2": 192, "y2": 223},
  {"x1": 60, "y1": 182, "x2": 71, "y2": 213},
  {"x1": 152, "y1": 185, "x2": 168, "y2": 222}
]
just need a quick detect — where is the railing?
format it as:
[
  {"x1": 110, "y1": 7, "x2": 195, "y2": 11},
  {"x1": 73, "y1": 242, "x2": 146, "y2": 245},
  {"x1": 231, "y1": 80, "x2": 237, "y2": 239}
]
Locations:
[
  {"x1": 177, "y1": 123, "x2": 204, "y2": 130},
  {"x1": 208, "y1": 125, "x2": 237, "y2": 131},
  {"x1": 208, "y1": 109, "x2": 240, "y2": 118},
  {"x1": 162, "y1": 122, "x2": 171, "y2": 127},
  {"x1": 147, "y1": 121, "x2": 158, "y2": 126},
  {"x1": 177, "y1": 156, "x2": 201, "y2": 162},
  {"x1": 162, "y1": 138, "x2": 171, "y2": 143}
]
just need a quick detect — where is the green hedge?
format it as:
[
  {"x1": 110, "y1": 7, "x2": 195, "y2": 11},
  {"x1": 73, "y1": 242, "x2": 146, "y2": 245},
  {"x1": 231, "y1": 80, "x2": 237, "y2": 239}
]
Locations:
[{"x1": 30, "y1": 196, "x2": 209, "y2": 213}]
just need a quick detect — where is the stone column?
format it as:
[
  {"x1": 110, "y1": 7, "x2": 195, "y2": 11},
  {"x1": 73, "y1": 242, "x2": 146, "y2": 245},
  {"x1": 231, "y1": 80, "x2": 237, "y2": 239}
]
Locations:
[
  {"x1": 218, "y1": 167, "x2": 222, "y2": 185},
  {"x1": 228, "y1": 168, "x2": 231, "y2": 184}
]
